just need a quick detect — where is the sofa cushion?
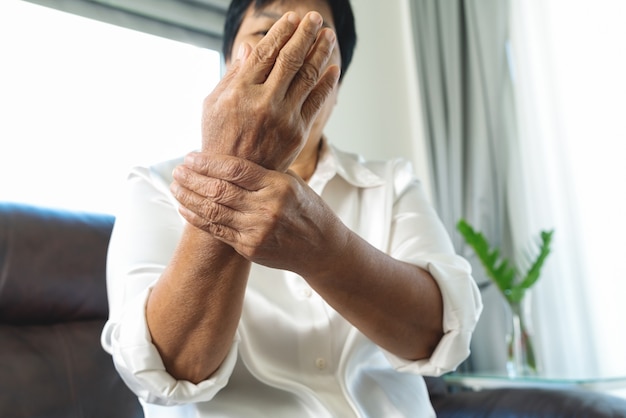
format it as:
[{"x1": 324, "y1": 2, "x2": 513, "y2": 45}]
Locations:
[{"x1": 0, "y1": 320, "x2": 142, "y2": 418}]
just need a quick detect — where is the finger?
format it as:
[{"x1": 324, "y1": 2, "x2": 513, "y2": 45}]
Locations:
[
  {"x1": 265, "y1": 12, "x2": 325, "y2": 96},
  {"x1": 177, "y1": 203, "x2": 213, "y2": 231},
  {"x1": 171, "y1": 181, "x2": 245, "y2": 250},
  {"x1": 172, "y1": 164, "x2": 251, "y2": 211},
  {"x1": 284, "y1": 27, "x2": 337, "y2": 105},
  {"x1": 170, "y1": 180, "x2": 237, "y2": 227},
  {"x1": 235, "y1": 42, "x2": 252, "y2": 64},
  {"x1": 204, "y1": 221, "x2": 242, "y2": 251},
  {"x1": 183, "y1": 152, "x2": 271, "y2": 191},
  {"x1": 177, "y1": 203, "x2": 241, "y2": 249},
  {"x1": 240, "y1": 12, "x2": 301, "y2": 84},
  {"x1": 300, "y1": 64, "x2": 341, "y2": 125}
]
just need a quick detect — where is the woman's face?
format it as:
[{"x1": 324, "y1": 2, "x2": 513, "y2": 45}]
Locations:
[{"x1": 227, "y1": 0, "x2": 342, "y2": 166}]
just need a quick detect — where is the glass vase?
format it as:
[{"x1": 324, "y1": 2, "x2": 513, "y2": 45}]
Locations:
[{"x1": 505, "y1": 298, "x2": 538, "y2": 377}]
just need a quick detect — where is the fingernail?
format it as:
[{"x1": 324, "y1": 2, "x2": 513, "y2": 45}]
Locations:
[
  {"x1": 286, "y1": 12, "x2": 299, "y2": 25},
  {"x1": 172, "y1": 165, "x2": 183, "y2": 179},
  {"x1": 324, "y1": 29, "x2": 336, "y2": 44},
  {"x1": 309, "y1": 12, "x2": 323, "y2": 27},
  {"x1": 237, "y1": 43, "x2": 245, "y2": 61},
  {"x1": 169, "y1": 181, "x2": 179, "y2": 195}
]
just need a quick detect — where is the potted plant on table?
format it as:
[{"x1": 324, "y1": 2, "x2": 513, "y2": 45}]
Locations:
[{"x1": 456, "y1": 219, "x2": 554, "y2": 376}]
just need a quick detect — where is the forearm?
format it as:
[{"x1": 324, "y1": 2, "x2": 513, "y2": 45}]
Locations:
[
  {"x1": 302, "y1": 229, "x2": 444, "y2": 361},
  {"x1": 146, "y1": 224, "x2": 250, "y2": 383},
  {"x1": 169, "y1": 154, "x2": 444, "y2": 360}
]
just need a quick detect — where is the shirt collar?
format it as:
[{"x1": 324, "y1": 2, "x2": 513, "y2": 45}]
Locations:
[{"x1": 308, "y1": 139, "x2": 385, "y2": 193}]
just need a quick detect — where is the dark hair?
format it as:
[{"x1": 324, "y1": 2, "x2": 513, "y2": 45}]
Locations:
[{"x1": 222, "y1": 0, "x2": 356, "y2": 82}]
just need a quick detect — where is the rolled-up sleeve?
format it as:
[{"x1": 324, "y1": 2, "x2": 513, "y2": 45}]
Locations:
[
  {"x1": 101, "y1": 284, "x2": 239, "y2": 405},
  {"x1": 100, "y1": 161, "x2": 237, "y2": 405},
  {"x1": 383, "y1": 160, "x2": 483, "y2": 376}
]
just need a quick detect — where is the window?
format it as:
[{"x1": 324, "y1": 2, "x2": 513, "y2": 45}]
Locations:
[
  {"x1": 0, "y1": 0, "x2": 221, "y2": 215},
  {"x1": 511, "y1": 0, "x2": 626, "y2": 379},
  {"x1": 548, "y1": 0, "x2": 626, "y2": 376}
]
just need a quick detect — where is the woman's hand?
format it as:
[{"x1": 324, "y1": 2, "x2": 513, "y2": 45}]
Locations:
[
  {"x1": 171, "y1": 152, "x2": 348, "y2": 274},
  {"x1": 172, "y1": 153, "x2": 446, "y2": 362},
  {"x1": 202, "y1": 11, "x2": 340, "y2": 172}
]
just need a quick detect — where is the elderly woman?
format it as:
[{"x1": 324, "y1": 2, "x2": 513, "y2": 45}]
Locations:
[{"x1": 102, "y1": 0, "x2": 482, "y2": 416}]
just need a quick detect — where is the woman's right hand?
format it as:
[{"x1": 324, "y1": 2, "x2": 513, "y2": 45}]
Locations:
[{"x1": 200, "y1": 11, "x2": 340, "y2": 172}]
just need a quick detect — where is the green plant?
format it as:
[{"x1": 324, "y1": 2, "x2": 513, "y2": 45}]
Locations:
[{"x1": 456, "y1": 219, "x2": 554, "y2": 305}]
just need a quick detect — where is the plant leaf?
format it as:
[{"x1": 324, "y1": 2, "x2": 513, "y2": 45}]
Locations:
[
  {"x1": 456, "y1": 219, "x2": 517, "y2": 298},
  {"x1": 457, "y1": 219, "x2": 554, "y2": 305},
  {"x1": 519, "y1": 229, "x2": 554, "y2": 290}
]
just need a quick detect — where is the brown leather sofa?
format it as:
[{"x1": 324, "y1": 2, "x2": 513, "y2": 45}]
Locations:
[
  {"x1": 0, "y1": 202, "x2": 142, "y2": 418},
  {"x1": 1, "y1": 201, "x2": 626, "y2": 417}
]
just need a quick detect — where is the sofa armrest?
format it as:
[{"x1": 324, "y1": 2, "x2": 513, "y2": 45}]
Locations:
[
  {"x1": 0, "y1": 202, "x2": 142, "y2": 418},
  {"x1": 0, "y1": 202, "x2": 114, "y2": 324}
]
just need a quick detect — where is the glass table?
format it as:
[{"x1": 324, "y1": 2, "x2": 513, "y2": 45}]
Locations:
[{"x1": 443, "y1": 372, "x2": 626, "y2": 396}]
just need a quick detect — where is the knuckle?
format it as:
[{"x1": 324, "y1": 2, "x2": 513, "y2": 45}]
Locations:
[
  {"x1": 294, "y1": 62, "x2": 320, "y2": 89},
  {"x1": 205, "y1": 178, "x2": 229, "y2": 201},
  {"x1": 302, "y1": 78, "x2": 334, "y2": 122},
  {"x1": 302, "y1": 90, "x2": 325, "y2": 120},
  {"x1": 202, "y1": 200, "x2": 222, "y2": 222},
  {"x1": 276, "y1": 49, "x2": 303, "y2": 73},
  {"x1": 207, "y1": 222, "x2": 227, "y2": 239},
  {"x1": 221, "y1": 157, "x2": 249, "y2": 183},
  {"x1": 251, "y1": 100, "x2": 272, "y2": 120},
  {"x1": 251, "y1": 38, "x2": 280, "y2": 67}
]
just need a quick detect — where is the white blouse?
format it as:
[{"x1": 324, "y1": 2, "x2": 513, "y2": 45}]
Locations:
[{"x1": 101, "y1": 142, "x2": 482, "y2": 418}]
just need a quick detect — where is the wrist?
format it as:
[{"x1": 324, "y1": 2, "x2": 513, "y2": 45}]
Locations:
[{"x1": 299, "y1": 221, "x2": 354, "y2": 283}]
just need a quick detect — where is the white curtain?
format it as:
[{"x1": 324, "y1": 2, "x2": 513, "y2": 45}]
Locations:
[
  {"x1": 409, "y1": 0, "x2": 522, "y2": 373},
  {"x1": 509, "y1": 0, "x2": 626, "y2": 377},
  {"x1": 411, "y1": 0, "x2": 626, "y2": 378}
]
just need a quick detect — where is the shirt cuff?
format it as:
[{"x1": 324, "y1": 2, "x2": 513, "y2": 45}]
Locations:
[
  {"x1": 101, "y1": 284, "x2": 239, "y2": 406},
  {"x1": 383, "y1": 253, "x2": 483, "y2": 376}
]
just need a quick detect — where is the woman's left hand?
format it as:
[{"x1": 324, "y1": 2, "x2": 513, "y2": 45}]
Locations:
[{"x1": 171, "y1": 152, "x2": 348, "y2": 275}]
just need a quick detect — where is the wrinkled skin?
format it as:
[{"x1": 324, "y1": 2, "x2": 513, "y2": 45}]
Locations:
[
  {"x1": 172, "y1": 152, "x2": 347, "y2": 274},
  {"x1": 149, "y1": 0, "x2": 444, "y2": 384},
  {"x1": 171, "y1": 2, "x2": 345, "y2": 272},
  {"x1": 199, "y1": 7, "x2": 340, "y2": 172}
]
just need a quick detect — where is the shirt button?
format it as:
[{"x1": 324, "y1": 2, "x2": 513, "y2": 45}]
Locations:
[
  {"x1": 315, "y1": 357, "x2": 327, "y2": 370},
  {"x1": 298, "y1": 287, "x2": 313, "y2": 298}
]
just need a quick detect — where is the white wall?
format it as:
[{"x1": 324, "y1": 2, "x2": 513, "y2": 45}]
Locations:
[{"x1": 325, "y1": 0, "x2": 432, "y2": 200}]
